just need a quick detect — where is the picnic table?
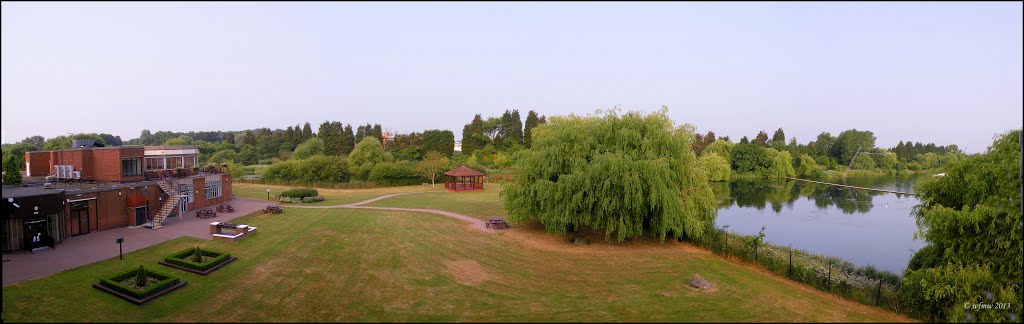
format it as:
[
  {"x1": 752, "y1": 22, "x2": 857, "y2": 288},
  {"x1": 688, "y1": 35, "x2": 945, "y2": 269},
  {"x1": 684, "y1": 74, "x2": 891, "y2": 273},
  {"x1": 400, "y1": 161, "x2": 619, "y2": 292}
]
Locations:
[
  {"x1": 196, "y1": 208, "x2": 217, "y2": 219},
  {"x1": 217, "y1": 204, "x2": 235, "y2": 213},
  {"x1": 264, "y1": 204, "x2": 283, "y2": 214},
  {"x1": 485, "y1": 218, "x2": 509, "y2": 229}
]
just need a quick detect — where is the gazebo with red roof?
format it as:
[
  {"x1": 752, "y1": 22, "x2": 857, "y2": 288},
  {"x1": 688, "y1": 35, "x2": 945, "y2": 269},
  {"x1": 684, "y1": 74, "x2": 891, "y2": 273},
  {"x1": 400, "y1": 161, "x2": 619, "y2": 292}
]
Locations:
[{"x1": 444, "y1": 166, "x2": 484, "y2": 191}]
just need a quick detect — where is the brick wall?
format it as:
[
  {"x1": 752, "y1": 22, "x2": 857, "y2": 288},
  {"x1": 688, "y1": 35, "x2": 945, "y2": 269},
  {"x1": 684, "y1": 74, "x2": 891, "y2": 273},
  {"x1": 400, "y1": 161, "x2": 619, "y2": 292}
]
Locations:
[{"x1": 25, "y1": 147, "x2": 146, "y2": 182}]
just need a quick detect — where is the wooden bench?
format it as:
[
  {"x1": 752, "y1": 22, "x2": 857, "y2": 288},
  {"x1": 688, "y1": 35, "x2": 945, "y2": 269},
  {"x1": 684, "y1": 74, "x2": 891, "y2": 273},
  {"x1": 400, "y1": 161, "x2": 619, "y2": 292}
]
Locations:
[
  {"x1": 263, "y1": 205, "x2": 283, "y2": 214},
  {"x1": 485, "y1": 218, "x2": 509, "y2": 229},
  {"x1": 216, "y1": 204, "x2": 234, "y2": 213},
  {"x1": 196, "y1": 209, "x2": 217, "y2": 219}
]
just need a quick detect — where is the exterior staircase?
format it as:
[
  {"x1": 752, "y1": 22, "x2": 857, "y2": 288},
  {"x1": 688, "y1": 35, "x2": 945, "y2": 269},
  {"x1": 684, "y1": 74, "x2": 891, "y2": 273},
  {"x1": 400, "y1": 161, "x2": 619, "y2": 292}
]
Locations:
[{"x1": 150, "y1": 175, "x2": 183, "y2": 230}]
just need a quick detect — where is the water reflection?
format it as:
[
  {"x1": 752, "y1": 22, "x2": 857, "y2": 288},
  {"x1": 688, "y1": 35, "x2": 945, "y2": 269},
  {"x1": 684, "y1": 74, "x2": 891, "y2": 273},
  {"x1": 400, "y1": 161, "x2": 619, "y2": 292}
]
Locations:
[{"x1": 713, "y1": 175, "x2": 927, "y2": 273}]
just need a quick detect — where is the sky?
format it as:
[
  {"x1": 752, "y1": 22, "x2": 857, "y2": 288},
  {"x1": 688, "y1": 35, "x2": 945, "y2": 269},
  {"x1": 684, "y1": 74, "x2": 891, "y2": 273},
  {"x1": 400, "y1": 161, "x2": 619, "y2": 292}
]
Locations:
[{"x1": 2, "y1": 2, "x2": 1021, "y2": 153}]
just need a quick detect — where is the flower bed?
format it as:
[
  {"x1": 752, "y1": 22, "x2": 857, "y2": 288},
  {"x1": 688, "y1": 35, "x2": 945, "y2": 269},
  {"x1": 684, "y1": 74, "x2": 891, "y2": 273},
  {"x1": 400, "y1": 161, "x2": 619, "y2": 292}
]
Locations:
[
  {"x1": 158, "y1": 247, "x2": 236, "y2": 275},
  {"x1": 93, "y1": 266, "x2": 186, "y2": 305}
]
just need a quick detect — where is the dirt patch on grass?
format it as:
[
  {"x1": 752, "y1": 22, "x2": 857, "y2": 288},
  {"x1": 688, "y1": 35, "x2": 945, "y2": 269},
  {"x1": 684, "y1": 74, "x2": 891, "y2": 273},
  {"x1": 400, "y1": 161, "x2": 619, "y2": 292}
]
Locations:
[{"x1": 444, "y1": 260, "x2": 489, "y2": 286}]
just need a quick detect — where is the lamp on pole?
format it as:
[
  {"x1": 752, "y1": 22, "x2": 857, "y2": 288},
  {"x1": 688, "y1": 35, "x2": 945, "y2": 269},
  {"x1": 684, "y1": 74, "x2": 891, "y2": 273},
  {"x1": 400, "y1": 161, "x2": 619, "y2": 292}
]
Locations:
[
  {"x1": 116, "y1": 238, "x2": 124, "y2": 260},
  {"x1": 266, "y1": 189, "x2": 270, "y2": 201}
]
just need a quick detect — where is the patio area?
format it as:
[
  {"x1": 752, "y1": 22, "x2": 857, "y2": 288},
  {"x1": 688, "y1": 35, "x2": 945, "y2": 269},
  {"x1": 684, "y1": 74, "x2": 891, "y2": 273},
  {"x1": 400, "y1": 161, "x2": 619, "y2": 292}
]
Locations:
[{"x1": 1, "y1": 198, "x2": 268, "y2": 285}]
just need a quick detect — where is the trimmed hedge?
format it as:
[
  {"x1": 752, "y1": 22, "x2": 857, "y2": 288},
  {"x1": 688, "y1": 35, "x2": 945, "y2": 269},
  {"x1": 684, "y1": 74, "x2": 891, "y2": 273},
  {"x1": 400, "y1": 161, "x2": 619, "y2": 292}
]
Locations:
[
  {"x1": 280, "y1": 188, "x2": 319, "y2": 199},
  {"x1": 164, "y1": 248, "x2": 232, "y2": 272},
  {"x1": 369, "y1": 161, "x2": 424, "y2": 185},
  {"x1": 100, "y1": 268, "x2": 180, "y2": 300},
  {"x1": 279, "y1": 197, "x2": 302, "y2": 204},
  {"x1": 300, "y1": 195, "x2": 325, "y2": 203}
]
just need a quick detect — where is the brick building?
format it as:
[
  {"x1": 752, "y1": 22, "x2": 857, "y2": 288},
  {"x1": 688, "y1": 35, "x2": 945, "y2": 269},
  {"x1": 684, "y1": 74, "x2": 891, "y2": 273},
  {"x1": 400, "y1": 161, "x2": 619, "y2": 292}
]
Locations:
[{"x1": 2, "y1": 144, "x2": 232, "y2": 252}]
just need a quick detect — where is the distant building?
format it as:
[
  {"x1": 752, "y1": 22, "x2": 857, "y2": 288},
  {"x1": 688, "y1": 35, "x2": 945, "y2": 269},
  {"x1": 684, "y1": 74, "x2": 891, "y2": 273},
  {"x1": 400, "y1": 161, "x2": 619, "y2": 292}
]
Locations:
[{"x1": 3, "y1": 145, "x2": 232, "y2": 252}]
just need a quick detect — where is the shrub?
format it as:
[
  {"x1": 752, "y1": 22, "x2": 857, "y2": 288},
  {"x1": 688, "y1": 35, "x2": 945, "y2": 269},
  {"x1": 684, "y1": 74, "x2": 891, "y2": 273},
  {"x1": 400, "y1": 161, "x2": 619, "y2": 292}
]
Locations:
[
  {"x1": 279, "y1": 196, "x2": 302, "y2": 203},
  {"x1": 300, "y1": 195, "x2": 325, "y2": 203},
  {"x1": 280, "y1": 188, "x2": 319, "y2": 199},
  {"x1": 369, "y1": 161, "x2": 423, "y2": 185},
  {"x1": 262, "y1": 155, "x2": 349, "y2": 184},
  {"x1": 164, "y1": 247, "x2": 231, "y2": 272},
  {"x1": 99, "y1": 267, "x2": 180, "y2": 299}
]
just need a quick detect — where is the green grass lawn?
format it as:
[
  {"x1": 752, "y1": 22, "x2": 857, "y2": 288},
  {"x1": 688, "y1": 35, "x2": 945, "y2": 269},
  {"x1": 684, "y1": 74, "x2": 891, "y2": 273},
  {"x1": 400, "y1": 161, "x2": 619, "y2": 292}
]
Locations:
[
  {"x1": 231, "y1": 182, "x2": 442, "y2": 206},
  {"x1": 366, "y1": 183, "x2": 506, "y2": 220},
  {"x1": 2, "y1": 202, "x2": 909, "y2": 322}
]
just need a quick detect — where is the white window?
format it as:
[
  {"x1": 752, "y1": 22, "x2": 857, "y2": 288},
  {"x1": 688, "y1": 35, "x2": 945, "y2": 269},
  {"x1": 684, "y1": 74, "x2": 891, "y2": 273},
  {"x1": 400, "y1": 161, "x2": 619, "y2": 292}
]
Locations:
[
  {"x1": 178, "y1": 184, "x2": 194, "y2": 204},
  {"x1": 205, "y1": 181, "x2": 222, "y2": 199}
]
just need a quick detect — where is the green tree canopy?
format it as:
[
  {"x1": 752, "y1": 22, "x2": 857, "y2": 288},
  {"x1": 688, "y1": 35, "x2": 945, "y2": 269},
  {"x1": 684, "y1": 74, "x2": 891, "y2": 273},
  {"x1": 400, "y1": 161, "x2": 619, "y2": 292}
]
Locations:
[
  {"x1": 341, "y1": 124, "x2": 355, "y2": 155},
  {"x1": 831, "y1": 129, "x2": 876, "y2": 165},
  {"x1": 795, "y1": 154, "x2": 821, "y2": 178},
  {"x1": 900, "y1": 130, "x2": 1021, "y2": 322},
  {"x1": 349, "y1": 137, "x2": 387, "y2": 180},
  {"x1": 697, "y1": 153, "x2": 731, "y2": 182},
  {"x1": 850, "y1": 154, "x2": 876, "y2": 170},
  {"x1": 702, "y1": 139, "x2": 734, "y2": 161},
  {"x1": 3, "y1": 154, "x2": 22, "y2": 185},
  {"x1": 461, "y1": 114, "x2": 486, "y2": 156},
  {"x1": 501, "y1": 107, "x2": 716, "y2": 242},
  {"x1": 207, "y1": 149, "x2": 238, "y2": 164},
  {"x1": 730, "y1": 143, "x2": 769, "y2": 174},
  {"x1": 761, "y1": 148, "x2": 795, "y2": 179},
  {"x1": 421, "y1": 130, "x2": 455, "y2": 157},
  {"x1": 523, "y1": 110, "x2": 540, "y2": 148},
  {"x1": 292, "y1": 137, "x2": 325, "y2": 160}
]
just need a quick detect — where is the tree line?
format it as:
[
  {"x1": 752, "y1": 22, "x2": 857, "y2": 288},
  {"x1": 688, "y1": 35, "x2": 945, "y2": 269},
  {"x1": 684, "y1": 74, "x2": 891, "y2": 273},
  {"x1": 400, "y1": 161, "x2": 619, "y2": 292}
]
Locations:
[{"x1": 690, "y1": 127, "x2": 964, "y2": 181}]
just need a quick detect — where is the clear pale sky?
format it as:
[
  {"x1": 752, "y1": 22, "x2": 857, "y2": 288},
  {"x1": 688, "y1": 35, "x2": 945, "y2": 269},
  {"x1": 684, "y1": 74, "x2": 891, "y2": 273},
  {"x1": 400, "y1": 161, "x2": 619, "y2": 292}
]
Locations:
[{"x1": 2, "y1": 2, "x2": 1021, "y2": 153}]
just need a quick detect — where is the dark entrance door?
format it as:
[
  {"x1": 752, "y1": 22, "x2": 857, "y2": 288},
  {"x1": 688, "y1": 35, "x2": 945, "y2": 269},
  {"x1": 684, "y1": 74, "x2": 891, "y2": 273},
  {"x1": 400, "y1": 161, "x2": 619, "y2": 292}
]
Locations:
[
  {"x1": 75, "y1": 209, "x2": 90, "y2": 235},
  {"x1": 135, "y1": 207, "x2": 147, "y2": 226},
  {"x1": 23, "y1": 219, "x2": 48, "y2": 250},
  {"x1": 70, "y1": 201, "x2": 90, "y2": 236}
]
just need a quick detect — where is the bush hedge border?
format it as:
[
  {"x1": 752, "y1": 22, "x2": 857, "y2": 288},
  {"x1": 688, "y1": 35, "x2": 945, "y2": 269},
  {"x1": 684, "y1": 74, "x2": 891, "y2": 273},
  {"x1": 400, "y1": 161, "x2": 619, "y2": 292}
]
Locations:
[
  {"x1": 159, "y1": 248, "x2": 234, "y2": 274},
  {"x1": 95, "y1": 268, "x2": 185, "y2": 304}
]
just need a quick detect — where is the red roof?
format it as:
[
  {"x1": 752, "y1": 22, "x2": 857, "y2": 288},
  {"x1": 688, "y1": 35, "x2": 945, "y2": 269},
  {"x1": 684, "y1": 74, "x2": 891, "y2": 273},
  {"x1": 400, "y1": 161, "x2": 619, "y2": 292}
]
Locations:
[{"x1": 444, "y1": 166, "x2": 485, "y2": 177}]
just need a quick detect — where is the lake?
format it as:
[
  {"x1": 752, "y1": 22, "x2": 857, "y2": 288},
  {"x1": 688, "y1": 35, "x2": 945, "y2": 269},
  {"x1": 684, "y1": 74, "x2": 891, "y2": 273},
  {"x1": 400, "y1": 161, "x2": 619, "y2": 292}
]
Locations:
[{"x1": 712, "y1": 175, "x2": 927, "y2": 274}]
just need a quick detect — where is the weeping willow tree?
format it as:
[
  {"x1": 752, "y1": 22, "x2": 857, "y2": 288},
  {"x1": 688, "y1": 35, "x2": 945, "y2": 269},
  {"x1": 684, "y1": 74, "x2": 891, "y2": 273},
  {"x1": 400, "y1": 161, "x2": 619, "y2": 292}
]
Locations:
[{"x1": 500, "y1": 107, "x2": 717, "y2": 242}]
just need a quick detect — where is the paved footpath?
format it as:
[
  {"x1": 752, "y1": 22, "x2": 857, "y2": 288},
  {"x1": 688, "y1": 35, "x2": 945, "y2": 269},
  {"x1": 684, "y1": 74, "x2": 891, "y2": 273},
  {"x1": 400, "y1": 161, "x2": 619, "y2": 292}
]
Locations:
[
  {"x1": 2, "y1": 198, "x2": 268, "y2": 286},
  {"x1": 2, "y1": 193, "x2": 504, "y2": 286},
  {"x1": 249, "y1": 192, "x2": 503, "y2": 232}
]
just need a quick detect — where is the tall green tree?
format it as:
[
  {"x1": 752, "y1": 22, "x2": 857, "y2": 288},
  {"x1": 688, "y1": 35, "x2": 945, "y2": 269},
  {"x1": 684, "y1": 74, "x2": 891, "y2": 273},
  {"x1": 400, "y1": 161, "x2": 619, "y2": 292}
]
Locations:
[
  {"x1": 730, "y1": 143, "x2": 769, "y2": 174},
  {"x1": 348, "y1": 137, "x2": 387, "y2": 180},
  {"x1": 2, "y1": 154, "x2": 23, "y2": 185},
  {"x1": 831, "y1": 129, "x2": 876, "y2": 165},
  {"x1": 501, "y1": 107, "x2": 716, "y2": 242},
  {"x1": 372, "y1": 124, "x2": 383, "y2": 140},
  {"x1": 498, "y1": 109, "x2": 524, "y2": 147},
  {"x1": 461, "y1": 114, "x2": 486, "y2": 155},
  {"x1": 523, "y1": 110, "x2": 540, "y2": 148},
  {"x1": 318, "y1": 121, "x2": 343, "y2": 155},
  {"x1": 421, "y1": 130, "x2": 455, "y2": 157},
  {"x1": 340, "y1": 124, "x2": 355, "y2": 155},
  {"x1": 761, "y1": 148, "x2": 795, "y2": 179},
  {"x1": 900, "y1": 130, "x2": 1021, "y2": 322},
  {"x1": 355, "y1": 125, "x2": 366, "y2": 145},
  {"x1": 302, "y1": 122, "x2": 313, "y2": 139},
  {"x1": 770, "y1": 128, "x2": 785, "y2": 149}
]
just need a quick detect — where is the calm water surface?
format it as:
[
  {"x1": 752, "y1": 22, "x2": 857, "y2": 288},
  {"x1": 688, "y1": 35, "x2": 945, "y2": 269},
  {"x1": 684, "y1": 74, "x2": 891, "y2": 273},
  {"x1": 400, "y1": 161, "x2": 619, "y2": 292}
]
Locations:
[{"x1": 713, "y1": 175, "x2": 927, "y2": 273}]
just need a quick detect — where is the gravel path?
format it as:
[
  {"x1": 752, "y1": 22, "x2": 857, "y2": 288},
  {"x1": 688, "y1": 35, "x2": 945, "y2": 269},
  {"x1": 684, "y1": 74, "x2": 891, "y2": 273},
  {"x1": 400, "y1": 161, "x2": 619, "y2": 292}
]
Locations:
[{"x1": 239, "y1": 192, "x2": 504, "y2": 232}]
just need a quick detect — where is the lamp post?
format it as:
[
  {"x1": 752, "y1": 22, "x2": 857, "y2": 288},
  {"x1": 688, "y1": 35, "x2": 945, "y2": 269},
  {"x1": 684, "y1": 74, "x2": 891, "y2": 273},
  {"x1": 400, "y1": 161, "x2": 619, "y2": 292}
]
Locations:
[
  {"x1": 116, "y1": 238, "x2": 124, "y2": 260},
  {"x1": 266, "y1": 189, "x2": 270, "y2": 201}
]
